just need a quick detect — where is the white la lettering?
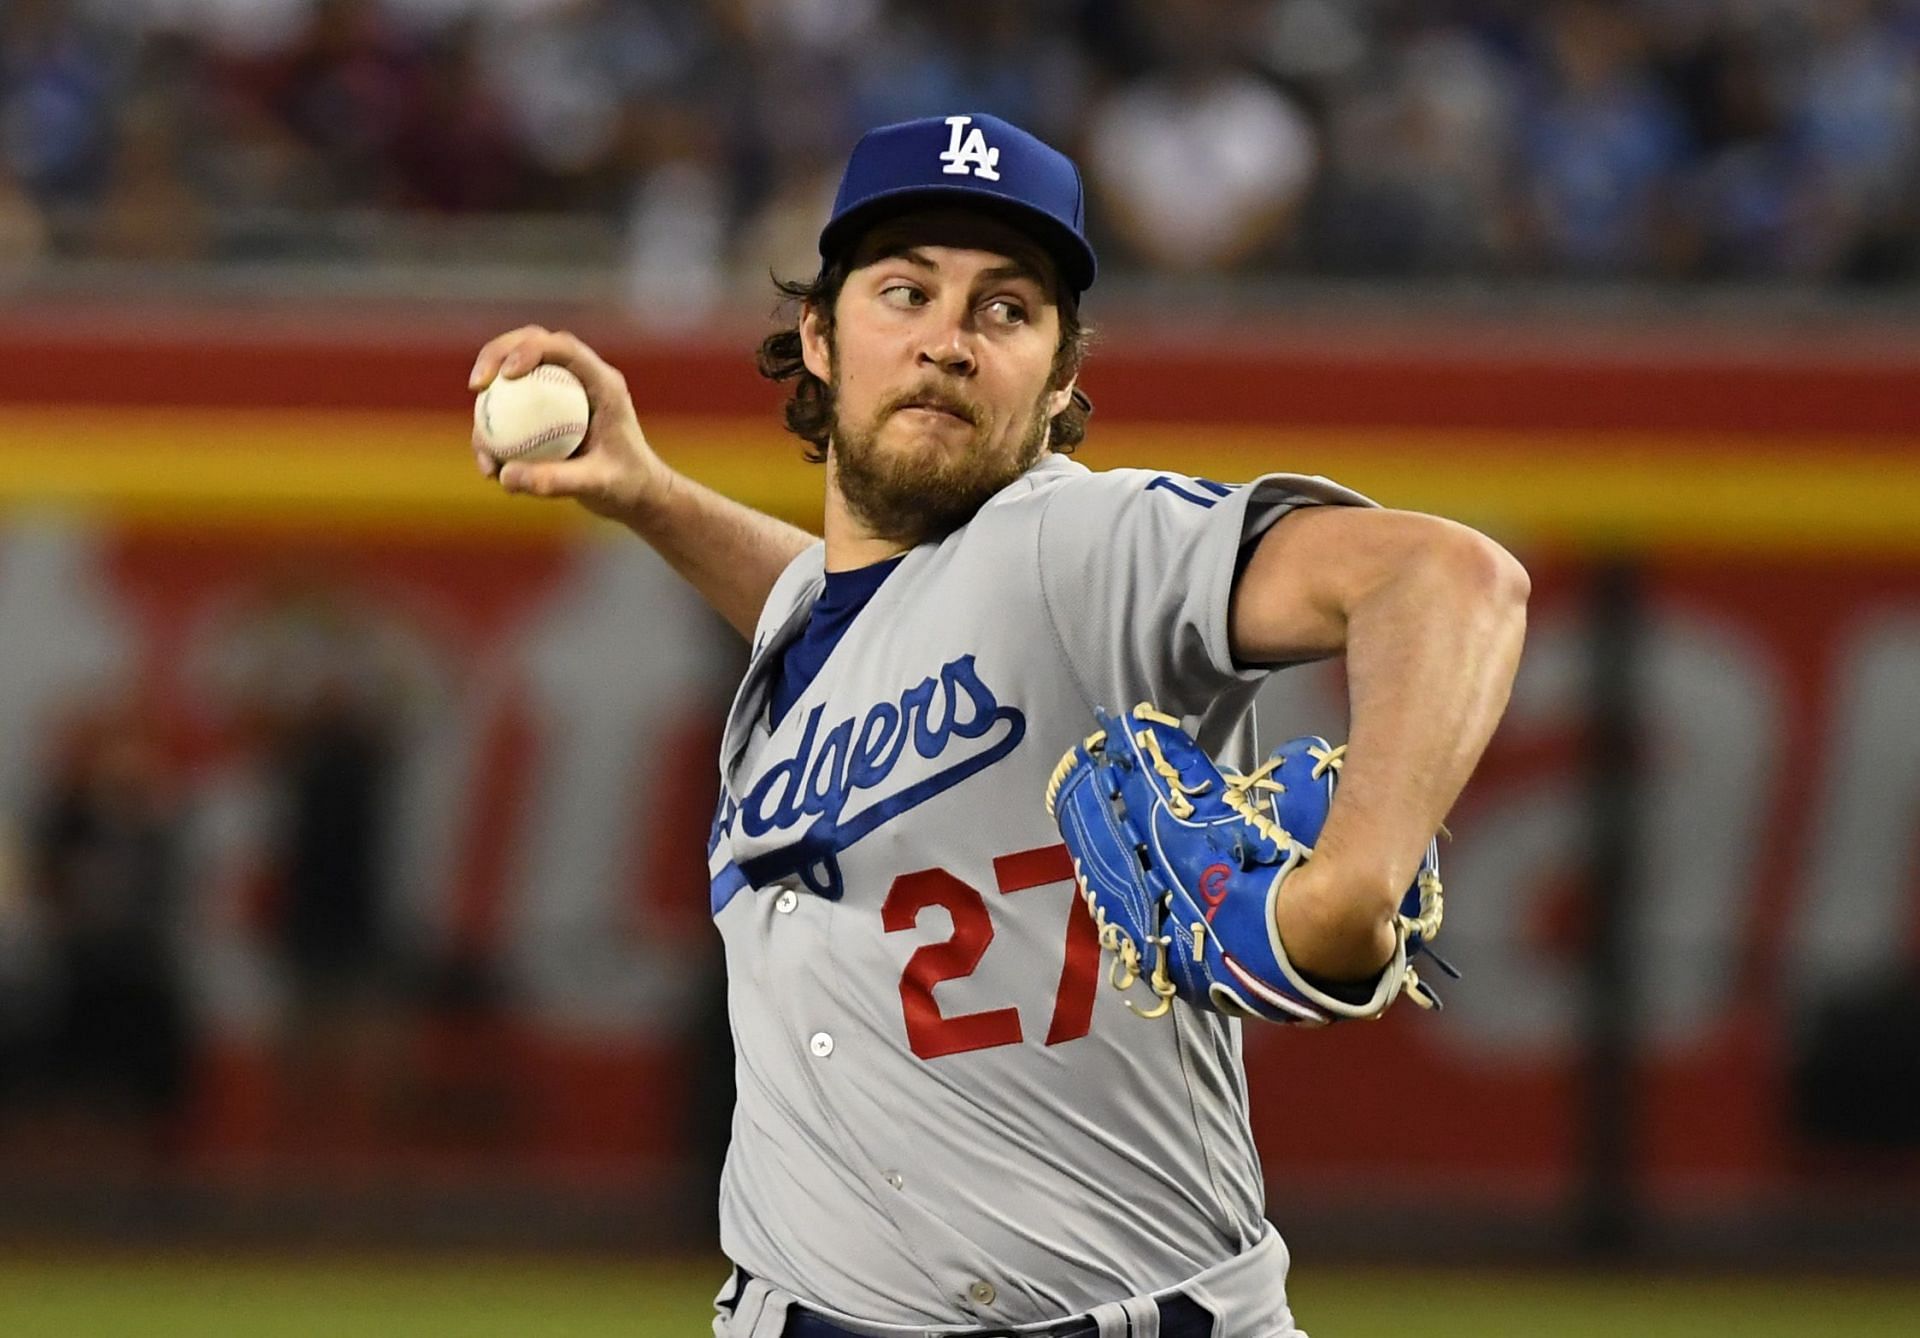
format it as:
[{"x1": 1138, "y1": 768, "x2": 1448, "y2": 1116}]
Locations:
[{"x1": 939, "y1": 115, "x2": 1001, "y2": 181}]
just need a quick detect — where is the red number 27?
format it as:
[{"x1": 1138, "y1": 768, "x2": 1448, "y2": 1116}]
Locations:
[{"x1": 880, "y1": 843, "x2": 1102, "y2": 1061}]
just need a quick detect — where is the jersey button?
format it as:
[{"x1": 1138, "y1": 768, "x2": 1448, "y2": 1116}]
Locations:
[
  {"x1": 968, "y1": 1280, "x2": 997, "y2": 1306},
  {"x1": 808, "y1": 1032, "x2": 834, "y2": 1058},
  {"x1": 883, "y1": 1170, "x2": 903, "y2": 1190},
  {"x1": 775, "y1": 888, "x2": 799, "y2": 914}
]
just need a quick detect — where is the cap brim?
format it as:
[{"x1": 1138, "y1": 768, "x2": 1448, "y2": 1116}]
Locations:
[{"x1": 818, "y1": 184, "x2": 1096, "y2": 294}]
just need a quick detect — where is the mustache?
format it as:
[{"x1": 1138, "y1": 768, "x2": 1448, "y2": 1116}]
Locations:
[{"x1": 882, "y1": 386, "x2": 982, "y2": 426}]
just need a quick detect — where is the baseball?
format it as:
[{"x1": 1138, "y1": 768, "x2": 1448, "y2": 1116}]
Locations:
[{"x1": 474, "y1": 364, "x2": 590, "y2": 464}]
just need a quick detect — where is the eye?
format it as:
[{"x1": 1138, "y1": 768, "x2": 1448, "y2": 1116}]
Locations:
[
  {"x1": 880, "y1": 284, "x2": 927, "y2": 308},
  {"x1": 984, "y1": 298, "x2": 1029, "y2": 326}
]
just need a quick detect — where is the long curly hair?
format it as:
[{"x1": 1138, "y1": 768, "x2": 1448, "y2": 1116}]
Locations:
[{"x1": 755, "y1": 260, "x2": 1093, "y2": 464}]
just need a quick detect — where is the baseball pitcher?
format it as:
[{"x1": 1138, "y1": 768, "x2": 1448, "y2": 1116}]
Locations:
[{"x1": 469, "y1": 113, "x2": 1528, "y2": 1338}]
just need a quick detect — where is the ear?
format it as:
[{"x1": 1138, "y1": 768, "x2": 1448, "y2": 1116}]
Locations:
[
  {"x1": 1045, "y1": 376, "x2": 1078, "y2": 421},
  {"x1": 800, "y1": 303, "x2": 833, "y2": 383}
]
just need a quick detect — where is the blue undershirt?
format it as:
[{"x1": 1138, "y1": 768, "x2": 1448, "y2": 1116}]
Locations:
[{"x1": 767, "y1": 555, "x2": 906, "y2": 728}]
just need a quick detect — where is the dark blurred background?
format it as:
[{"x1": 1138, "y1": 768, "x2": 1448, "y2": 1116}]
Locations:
[{"x1": 0, "y1": 0, "x2": 1918, "y2": 1331}]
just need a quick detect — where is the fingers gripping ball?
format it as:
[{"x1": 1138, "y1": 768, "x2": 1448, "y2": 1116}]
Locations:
[
  {"x1": 1044, "y1": 703, "x2": 1451, "y2": 1026},
  {"x1": 474, "y1": 365, "x2": 590, "y2": 464}
]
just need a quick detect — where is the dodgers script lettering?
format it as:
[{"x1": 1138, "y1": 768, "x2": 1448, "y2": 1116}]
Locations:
[{"x1": 729, "y1": 655, "x2": 1026, "y2": 899}]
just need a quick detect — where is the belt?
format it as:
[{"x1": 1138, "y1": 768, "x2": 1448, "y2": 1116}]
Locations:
[
  {"x1": 783, "y1": 1294, "x2": 1215, "y2": 1338},
  {"x1": 768, "y1": 1285, "x2": 1216, "y2": 1338}
]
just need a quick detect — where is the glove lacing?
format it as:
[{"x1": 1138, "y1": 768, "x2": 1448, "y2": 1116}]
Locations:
[
  {"x1": 1133, "y1": 709, "x2": 1448, "y2": 1014},
  {"x1": 1059, "y1": 707, "x2": 1451, "y2": 1019},
  {"x1": 1068, "y1": 853, "x2": 1176, "y2": 1020},
  {"x1": 1129, "y1": 712, "x2": 1213, "y2": 821},
  {"x1": 1051, "y1": 729, "x2": 1179, "y2": 1019}
]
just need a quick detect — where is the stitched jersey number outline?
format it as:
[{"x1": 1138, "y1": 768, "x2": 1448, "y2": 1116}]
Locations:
[{"x1": 881, "y1": 843, "x2": 1101, "y2": 1060}]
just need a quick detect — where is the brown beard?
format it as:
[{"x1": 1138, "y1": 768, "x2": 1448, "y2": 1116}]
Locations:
[{"x1": 830, "y1": 376, "x2": 1054, "y2": 546}]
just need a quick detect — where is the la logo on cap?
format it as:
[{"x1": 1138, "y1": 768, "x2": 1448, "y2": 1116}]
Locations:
[{"x1": 939, "y1": 115, "x2": 1001, "y2": 181}]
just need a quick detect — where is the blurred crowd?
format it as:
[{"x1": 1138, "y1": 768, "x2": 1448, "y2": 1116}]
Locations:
[
  {"x1": 0, "y1": 582, "x2": 419, "y2": 1162},
  {"x1": 3, "y1": 0, "x2": 1919, "y2": 301}
]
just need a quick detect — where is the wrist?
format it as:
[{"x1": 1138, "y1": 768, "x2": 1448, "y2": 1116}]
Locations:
[
  {"x1": 1301, "y1": 833, "x2": 1406, "y2": 919},
  {"x1": 611, "y1": 458, "x2": 677, "y2": 530}
]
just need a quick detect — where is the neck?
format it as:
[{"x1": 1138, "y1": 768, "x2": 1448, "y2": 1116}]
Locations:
[{"x1": 823, "y1": 463, "x2": 912, "y2": 573}]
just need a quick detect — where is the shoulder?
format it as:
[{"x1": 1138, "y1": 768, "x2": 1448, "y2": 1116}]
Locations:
[
  {"x1": 1028, "y1": 461, "x2": 1362, "y2": 529},
  {"x1": 952, "y1": 458, "x2": 1378, "y2": 560},
  {"x1": 1008, "y1": 456, "x2": 1373, "y2": 511},
  {"x1": 985, "y1": 453, "x2": 1205, "y2": 517},
  {"x1": 983, "y1": 451, "x2": 1095, "y2": 505},
  {"x1": 954, "y1": 456, "x2": 1182, "y2": 561}
]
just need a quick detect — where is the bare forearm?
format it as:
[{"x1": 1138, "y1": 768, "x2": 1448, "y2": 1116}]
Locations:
[
  {"x1": 1330, "y1": 540, "x2": 1526, "y2": 873},
  {"x1": 1297, "y1": 535, "x2": 1529, "y2": 973},
  {"x1": 621, "y1": 468, "x2": 816, "y2": 640}
]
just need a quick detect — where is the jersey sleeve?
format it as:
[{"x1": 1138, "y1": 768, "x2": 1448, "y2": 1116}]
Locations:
[{"x1": 1035, "y1": 469, "x2": 1373, "y2": 717}]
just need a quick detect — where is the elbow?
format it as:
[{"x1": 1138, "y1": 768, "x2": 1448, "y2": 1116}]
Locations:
[
  {"x1": 1360, "y1": 512, "x2": 1530, "y2": 614},
  {"x1": 1427, "y1": 522, "x2": 1530, "y2": 627},
  {"x1": 1488, "y1": 538, "x2": 1532, "y2": 613},
  {"x1": 1454, "y1": 525, "x2": 1530, "y2": 605}
]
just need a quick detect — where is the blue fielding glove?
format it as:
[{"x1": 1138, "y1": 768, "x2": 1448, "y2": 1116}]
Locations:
[{"x1": 1045, "y1": 703, "x2": 1451, "y2": 1025}]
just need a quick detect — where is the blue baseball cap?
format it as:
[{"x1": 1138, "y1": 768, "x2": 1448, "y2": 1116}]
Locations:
[{"x1": 819, "y1": 114, "x2": 1097, "y2": 294}]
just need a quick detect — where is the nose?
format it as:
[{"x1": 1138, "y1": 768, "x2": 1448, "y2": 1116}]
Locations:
[{"x1": 916, "y1": 305, "x2": 977, "y2": 378}]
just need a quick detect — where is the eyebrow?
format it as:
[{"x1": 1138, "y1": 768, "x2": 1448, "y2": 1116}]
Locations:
[{"x1": 884, "y1": 247, "x2": 1049, "y2": 290}]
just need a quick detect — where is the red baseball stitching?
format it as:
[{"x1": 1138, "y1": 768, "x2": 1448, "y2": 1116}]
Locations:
[{"x1": 485, "y1": 365, "x2": 588, "y2": 459}]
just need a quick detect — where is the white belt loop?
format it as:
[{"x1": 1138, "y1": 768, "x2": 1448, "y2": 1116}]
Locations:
[
  {"x1": 719, "y1": 1277, "x2": 766, "y2": 1337},
  {"x1": 1085, "y1": 1299, "x2": 1131, "y2": 1338},
  {"x1": 1123, "y1": 1293, "x2": 1162, "y2": 1337}
]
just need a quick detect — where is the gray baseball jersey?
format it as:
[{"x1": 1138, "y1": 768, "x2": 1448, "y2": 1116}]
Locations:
[{"x1": 706, "y1": 453, "x2": 1369, "y2": 1334}]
